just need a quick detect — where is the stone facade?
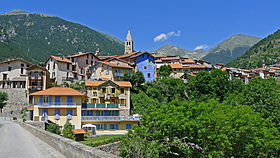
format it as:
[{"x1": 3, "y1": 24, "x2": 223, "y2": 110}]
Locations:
[
  {"x1": 125, "y1": 30, "x2": 133, "y2": 54},
  {"x1": 0, "y1": 88, "x2": 27, "y2": 113}
]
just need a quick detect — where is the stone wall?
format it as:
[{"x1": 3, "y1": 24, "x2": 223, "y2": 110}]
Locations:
[
  {"x1": 26, "y1": 121, "x2": 45, "y2": 130},
  {"x1": 96, "y1": 141, "x2": 120, "y2": 156},
  {"x1": 19, "y1": 122, "x2": 119, "y2": 158}
]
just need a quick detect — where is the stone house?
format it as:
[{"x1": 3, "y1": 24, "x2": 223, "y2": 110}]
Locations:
[
  {"x1": 67, "y1": 52, "x2": 100, "y2": 80},
  {"x1": 44, "y1": 56, "x2": 73, "y2": 85}
]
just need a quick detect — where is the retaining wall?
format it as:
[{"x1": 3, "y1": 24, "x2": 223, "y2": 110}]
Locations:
[{"x1": 20, "y1": 122, "x2": 119, "y2": 158}]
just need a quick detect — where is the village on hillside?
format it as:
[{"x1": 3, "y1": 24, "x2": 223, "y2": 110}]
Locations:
[{"x1": 0, "y1": 30, "x2": 280, "y2": 138}]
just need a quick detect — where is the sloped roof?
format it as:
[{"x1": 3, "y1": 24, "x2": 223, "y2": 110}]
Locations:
[
  {"x1": 169, "y1": 63, "x2": 182, "y2": 69},
  {"x1": 117, "y1": 52, "x2": 140, "y2": 59},
  {"x1": 44, "y1": 56, "x2": 72, "y2": 64},
  {"x1": 161, "y1": 57, "x2": 180, "y2": 60},
  {"x1": 30, "y1": 87, "x2": 84, "y2": 96},
  {"x1": 27, "y1": 65, "x2": 48, "y2": 72},
  {"x1": 181, "y1": 59, "x2": 195, "y2": 64},
  {"x1": 103, "y1": 57, "x2": 132, "y2": 65},
  {"x1": 68, "y1": 52, "x2": 99, "y2": 60},
  {"x1": 189, "y1": 65, "x2": 205, "y2": 68},
  {"x1": 129, "y1": 52, "x2": 155, "y2": 59},
  {"x1": 86, "y1": 80, "x2": 132, "y2": 87},
  {"x1": 96, "y1": 61, "x2": 133, "y2": 69},
  {"x1": 0, "y1": 58, "x2": 33, "y2": 66},
  {"x1": 73, "y1": 129, "x2": 86, "y2": 134}
]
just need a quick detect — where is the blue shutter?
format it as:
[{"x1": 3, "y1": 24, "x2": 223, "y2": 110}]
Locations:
[
  {"x1": 115, "y1": 110, "x2": 118, "y2": 116},
  {"x1": 58, "y1": 96, "x2": 61, "y2": 105},
  {"x1": 40, "y1": 96, "x2": 43, "y2": 106},
  {"x1": 116, "y1": 124, "x2": 119, "y2": 130},
  {"x1": 110, "y1": 124, "x2": 113, "y2": 130},
  {"x1": 96, "y1": 110, "x2": 99, "y2": 116},
  {"x1": 67, "y1": 96, "x2": 73, "y2": 106},
  {"x1": 104, "y1": 110, "x2": 109, "y2": 116},
  {"x1": 126, "y1": 124, "x2": 132, "y2": 129},
  {"x1": 83, "y1": 110, "x2": 87, "y2": 116},
  {"x1": 55, "y1": 109, "x2": 60, "y2": 115},
  {"x1": 89, "y1": 110, "x2": 93, "y2": 116},
  {"x1": 48, "y1": 96, "x2": 52, "y2": 106},
  {"x1": 104, "y1": 124, "x2": 106, "y2": 130},
  {"x1": 67, "y1": 109, "x2": 72, "y2": 115}
]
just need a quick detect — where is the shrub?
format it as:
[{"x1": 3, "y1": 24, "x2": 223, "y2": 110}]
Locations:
[
  {"x1": 12, "y1": 117, "x2": 17, "y2": 120},
  {"x1": 46, "y1": 123, "x2": 61, "y2": 135},
  {"x1": 63, "y1": 119, "x2": 75, "y2": 140}
]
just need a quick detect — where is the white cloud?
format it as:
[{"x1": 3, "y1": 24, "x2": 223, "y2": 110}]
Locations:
[
  {"x1": 153, "y1": 33, "x2": 167, "y2": 42},
  {"x1": 154, "y1": 30, "x2": 181, "y2": 42},
  {"x1": 194, "y1": 44, "x2": 208, "y2": 50}
]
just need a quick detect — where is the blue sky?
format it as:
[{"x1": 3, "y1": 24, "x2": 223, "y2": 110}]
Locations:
[{"x1": 1, "y1": 0, "x2": 280, "y2": 52}]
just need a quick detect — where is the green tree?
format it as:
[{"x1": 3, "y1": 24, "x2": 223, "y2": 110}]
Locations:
[
  {"x1": 123, "y1": 71, "x2": 145, "y2": 91},
  {"x1": 46, "y1": 123, "x2": 61, "y2": 135},
  {"x1": 158, "y1": 65, "x2": 172, "y2": 78},
  {"x1": 63, "y1": 119, "x2": 75, "y2": 140},
  {"x1": 0, "y1": 92, "x2": 8, "y2": 113}
]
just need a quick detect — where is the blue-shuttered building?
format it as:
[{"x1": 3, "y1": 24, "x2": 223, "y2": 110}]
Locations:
[{"x1": 133, "y1": 52, "x2": 155, "y2": 82}]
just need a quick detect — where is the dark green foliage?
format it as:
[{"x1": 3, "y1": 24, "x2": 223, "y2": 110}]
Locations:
[
  {"x1": 123, "y1": 71, "x2": 145, "y2": 91},
  {"x1": 0, "y1": 11, "x2": 124, "y2": 64},
  {"x1": 80, "y1": 135, "x2": 124, "y2": 147},
  {"x1": 226, "y1": 77, "x2": 280, "y2": 128},
  {"x1": 46, "y1": 123, "x2": 61, "y2": 135},
  {"x1": 121, "y1": 100, "x2": 280, "y2": 157},
  {"x1": 62, "y1": 119, "x2": 75, "y2": 140},
  {"x1": 227, "y1": 29, "x2": 280, "y2": 68},
  {"x1": 158, "y1": 65, "x2": 172, "y2": 78},
  {"x1": 0, "y1": 92, "x2": 8, "y2": 112},
  {"x1": 186, "y1": 69, "x2": 229, "y2": 101}
]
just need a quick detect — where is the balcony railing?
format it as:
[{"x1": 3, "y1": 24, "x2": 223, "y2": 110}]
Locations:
[
  {"x1": 81, "y1": 116, "x2": 140, "y2": 121},
  {"x1": 82, "y1": 103, "x2": 119, "y2": 108},
  {"x1": 38, "y1": 102, "x2": 77, "y2": 107}
]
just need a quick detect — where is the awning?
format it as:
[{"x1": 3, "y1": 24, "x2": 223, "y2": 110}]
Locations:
[{"x1": 82, "y1": 124, "x2": 96, "y2": 128}]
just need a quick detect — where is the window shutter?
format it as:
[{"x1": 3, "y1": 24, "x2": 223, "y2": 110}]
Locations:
[
  {"x1": 89, "y1": 110, "x2": 93, "y2": 116},
  {"x1": 116, "y1": 124, "x2": 119, "y2": 130},
  {"x1": 96, "y1": 110, "x2": 99, "y2": 116},
  {"x1": 115, "y1": 110, "x2": 118, "y2": 116},
  {"x1": 40, "y1": 96, "x2": 43, "y2": 106},
  {"x1": 48, "y1": 96, "x2": 52, "y2": 106},
  {"x1": 110, "y1": 124, "x2": 113, "y2": 130},
  {"x1": 104, "y1": 124, "x2": 106, "y2": 130},
  {"x1": 124, "y1": 89, "x2": 127, "y2": 95},
  {"x1": 83, "y1": 110, "x2": 87, "y2": 116},
  {"x1": 104, "y1": 110, "x2": 109, "y2": 116}
]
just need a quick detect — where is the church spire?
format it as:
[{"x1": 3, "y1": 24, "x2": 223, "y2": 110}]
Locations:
[{"x1": 125, "y1": 30, "x2": 133, "y2": 54}]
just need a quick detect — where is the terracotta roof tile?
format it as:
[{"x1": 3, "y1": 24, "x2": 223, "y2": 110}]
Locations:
[
  {"x1": 117, "y1": 52, "x2": 140, "y2": 59},
  {"x1": 270, "y1": 67, "x2": 280, "y2": 70},
  {"x1": 86, "y1": 80, "x2": 132, "y2": 87},
  {"x1": 103, "y1": 57, "x2": 132, "y2": 65},
  {"x1": 181, "y1": 58, "x2": 195, "y2": 64},
  {"x1": 189, "y1": 65, "x2": 206, "y2": 68},
  {"x1": 51, "y1": 56, "x2": 72, "y2": 64},
  {"x1": 73, "y1": 129, "x2": 86, "y2": 134},
  {"x1": 169, "y1": 63, "x2": 182, "y2": 69},
  {"x1": 30, "y1": 87, "x2": 84, "y2": 96},
  {"x1": 98, "y1": 61, "x2": 133, "y2": 69},
  {"x1": 68, "y1": 52, "x2": 98, "y2": 59},
  {"x1": 161, "y1": 57, "x2": 180, "y2": 60}
]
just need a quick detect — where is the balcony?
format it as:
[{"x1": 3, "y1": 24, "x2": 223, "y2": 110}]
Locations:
[
  {"x1": 37, "y1": 102, "x2": 77, "y2": 108},
  {"x1": 81, "y1": 116, "x2": 140, "y2": 121},
  {"x1": 82, "y1": 103, "x2": 119, "y2": 109},
  {"x1": 28, "y1": 86, "x2": 42, "y2": 90}
]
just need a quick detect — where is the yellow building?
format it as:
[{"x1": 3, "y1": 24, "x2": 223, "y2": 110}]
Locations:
[
  {"x1": 82, "y1": 80, "x2": 139, "y2": 132},
  {"x1": 169, "y1": 63, "x2": 189, "y2": 78},
  {"x1": 30, "y1": 87, "x2": 84, "y2": 129},
  {"x1": 91, "y1": 61, "x2": 133, "y2": 81}
]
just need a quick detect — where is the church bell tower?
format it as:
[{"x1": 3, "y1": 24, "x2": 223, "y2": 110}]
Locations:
[{"x1": 125, "y1": 30, "x2": 133, "y2": 54}]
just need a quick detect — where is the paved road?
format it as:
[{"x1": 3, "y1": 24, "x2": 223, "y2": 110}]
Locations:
[{"x1": 0, "y1": 118, "x2": 65, "y2": 158}]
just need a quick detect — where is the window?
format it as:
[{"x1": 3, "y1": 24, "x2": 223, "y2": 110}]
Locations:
[
  {"x1": 27, "y1": 64, "x2": 30, "y2": 68},
  {"x1": 67, "y1": 96, "x2": 73, "y2": 106},
  {"x1": 67, "y1": 109, "x2": 73, "y2": 116},
  {"x1": 110, "y1": 124, "x2": 118, "y2": 130},
  {"x1": 148, "y1": 73, "x2": 151, "y2": 78},
  {"x1": 8, "y1": 67, "x2": 11, "y2": 71},
  {"x1": 53, "y1": 63, "x2": 55, "y2": 70},
  {"x1": 67, "y1": 63, "x2": 70, "y2": 70},
  {"x1": 55, "y1": 96, "x2": 61, "y2": 105},
  {"x1": 47, "y1": 64, "x2": 50, "y2": 70},
  {"x1": 52, "y1": 72, "x2": 55, "y2": 78},
  {"x1": 86, "y1": 60, "x2": 88, "y2": 64},
  {"x1": 126, "y1": 124, "x2": 132, "y2": 129},
  {"x1": 43, "y1": 96, "x2": 48, "y2": 104},
  {"x1": 21, "y1": 63, "x2": 24, "y2": 67},
  {"x1": 97, "y1": 124, "x2": 104, "y2": 130},
  {"x1": 91, "y1": 61, "x2": 93, "y2": 65},
  {"x1": 72, "y1": 65, "x2": 76, "y2": 71},
  {"x1": 55, "y1": 109, "x2": 60, "y2": 116},
  {"x1": 81, "y1": 68, "x2": 84, "y2": 74},
  {"x1": 144, "y1": 66, "x2": 147, "y2": 69},
  {"x1": 112, "y1": 88, "x2": 115, "y2": 94},
  {"x1": 87, "y1": 54, "x2": 89, "y2": 58},
  {"x1": 109, "y1": 110, "x2": 115, "y2": 116},
  {"x1": 91, "y1": 56, "x2": 93, "y2": 59},
  {"x1": 121, "y1": 88, "x2": 125, "y2": 94},
  {"x1": 21, "y1": 68, "x2": 23, "y2": 74},
  {"x1": 120, "y1": 99, "x2": 125, "y2": 105},
  {"x1": 102, "y1": 88, "x2": 106, "y2": 93}
]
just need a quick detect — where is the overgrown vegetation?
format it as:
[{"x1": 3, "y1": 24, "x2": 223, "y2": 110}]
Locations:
[
  {"x1": 80, "y1": 135, "x2": 124, "y2": 147},
  {"x1": 0, "y1": 92, "x2": 8, "y2": 113},
  {"x1": 120, "y1": 69, "x2": 280, "y2": 157},
  {"x1": 46, "y1": 123, "x2": 61, "y2": 135},
  {"x1": 62, "y1": 119, "x2": 75, "y2": 140}
]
